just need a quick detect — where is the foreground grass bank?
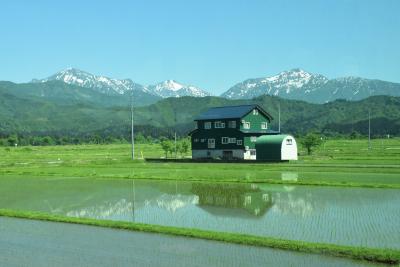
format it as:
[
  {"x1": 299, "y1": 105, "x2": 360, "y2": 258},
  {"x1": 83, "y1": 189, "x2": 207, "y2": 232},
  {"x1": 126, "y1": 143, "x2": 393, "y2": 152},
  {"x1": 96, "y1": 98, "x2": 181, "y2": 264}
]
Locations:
[{"x1": 0, "y1": 209, "x2": 398, "y2": 265}]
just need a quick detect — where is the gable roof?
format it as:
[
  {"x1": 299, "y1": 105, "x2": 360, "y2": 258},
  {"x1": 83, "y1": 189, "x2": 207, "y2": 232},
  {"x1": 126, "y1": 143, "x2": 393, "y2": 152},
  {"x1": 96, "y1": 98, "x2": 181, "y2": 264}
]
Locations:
[{"x1": 194, "y1": 104, "x2": 273, "y2": 121}]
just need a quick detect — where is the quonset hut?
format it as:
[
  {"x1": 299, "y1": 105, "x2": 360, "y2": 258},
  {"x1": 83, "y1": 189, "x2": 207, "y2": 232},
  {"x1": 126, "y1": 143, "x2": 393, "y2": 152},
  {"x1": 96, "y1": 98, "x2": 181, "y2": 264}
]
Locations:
[
  {"x1": 189, "y1": 104, "x2": 297, "y2": 161},
  {"x1": 255, "y1": 135, "x2": 298, "y2": 161}
]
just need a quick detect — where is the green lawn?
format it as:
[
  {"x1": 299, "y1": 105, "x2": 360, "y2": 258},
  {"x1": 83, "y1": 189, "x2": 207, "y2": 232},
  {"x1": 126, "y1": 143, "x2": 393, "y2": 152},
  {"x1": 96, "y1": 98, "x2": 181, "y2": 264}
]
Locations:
[{"x1": 0, "y1": 138, "x2": 399, "y2": 187}]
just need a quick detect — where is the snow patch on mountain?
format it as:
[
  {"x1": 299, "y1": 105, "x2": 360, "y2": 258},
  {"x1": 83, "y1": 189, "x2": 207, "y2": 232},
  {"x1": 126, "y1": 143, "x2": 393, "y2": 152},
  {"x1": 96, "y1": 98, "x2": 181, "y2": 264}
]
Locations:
[
  {"x1": 149, "y1": 80, "x2": 211, "y2": 98},
  {"x1": 34, "y1": 68, "x2": 211, "y2": 98},
  {"x1": 221, "y1": 68, "x2": 329, "y2": 99}
]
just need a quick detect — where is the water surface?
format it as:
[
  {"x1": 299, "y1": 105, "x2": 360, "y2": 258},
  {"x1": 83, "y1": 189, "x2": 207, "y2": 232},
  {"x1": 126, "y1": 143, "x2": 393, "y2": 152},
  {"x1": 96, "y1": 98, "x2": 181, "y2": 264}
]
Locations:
[
  {"x1": 0, "y1": 176, "x2": 399, "y2": 249},
  {"x1": 0, "y1": 217, "x2": 378, "y2": 267}
]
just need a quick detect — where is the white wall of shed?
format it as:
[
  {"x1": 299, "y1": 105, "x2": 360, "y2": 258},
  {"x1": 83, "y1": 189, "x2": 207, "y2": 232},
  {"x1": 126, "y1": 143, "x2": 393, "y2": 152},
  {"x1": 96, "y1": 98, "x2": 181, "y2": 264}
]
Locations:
[{"x1": 281, "y1": 135, "x2": 298, "y2": 160}]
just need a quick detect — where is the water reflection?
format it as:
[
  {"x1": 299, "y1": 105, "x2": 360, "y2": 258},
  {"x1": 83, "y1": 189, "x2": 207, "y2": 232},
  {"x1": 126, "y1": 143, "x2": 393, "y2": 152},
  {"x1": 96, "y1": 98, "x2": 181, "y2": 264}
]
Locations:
[
  {"x1": 0, "y1": 177, "x2": 399, "y2": 249},
  {"x1": 191, "y1": 183, "x2": 273, "y2": 218},
  {"x1": 281, "y1": 172, "x2": 298, "y2": 182}
]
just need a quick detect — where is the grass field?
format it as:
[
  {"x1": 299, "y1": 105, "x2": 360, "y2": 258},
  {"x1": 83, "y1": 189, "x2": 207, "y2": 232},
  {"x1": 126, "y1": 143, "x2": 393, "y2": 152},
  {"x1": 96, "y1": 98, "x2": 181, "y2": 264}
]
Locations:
[{"x1": 0, "y1": 138, "x2": 399, "y2": 187}]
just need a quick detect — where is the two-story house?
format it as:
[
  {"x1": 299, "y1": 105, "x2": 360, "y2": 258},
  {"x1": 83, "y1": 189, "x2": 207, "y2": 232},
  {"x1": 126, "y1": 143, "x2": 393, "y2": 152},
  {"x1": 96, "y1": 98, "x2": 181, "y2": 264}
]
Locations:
[{"x1": 189, "y1": 104, "x2": 279, "y2": 160}]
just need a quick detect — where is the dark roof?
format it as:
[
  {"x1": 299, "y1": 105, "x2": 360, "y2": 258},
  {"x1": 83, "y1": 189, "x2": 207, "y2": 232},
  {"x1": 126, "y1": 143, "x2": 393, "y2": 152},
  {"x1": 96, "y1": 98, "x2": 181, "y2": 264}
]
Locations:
[{"x1": 194, "y1": 104, "x2": 273, "y2": 121}]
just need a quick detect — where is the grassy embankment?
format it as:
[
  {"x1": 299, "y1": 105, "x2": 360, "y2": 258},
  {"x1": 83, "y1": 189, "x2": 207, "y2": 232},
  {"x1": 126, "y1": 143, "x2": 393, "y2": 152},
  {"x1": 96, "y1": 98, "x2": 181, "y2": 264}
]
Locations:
[
  {"x1": 0, "y1": 138, "x2": 399, "y2": 188},
  {"x1": 0, "y1": 209, "x2": 398, "y2": 265}
]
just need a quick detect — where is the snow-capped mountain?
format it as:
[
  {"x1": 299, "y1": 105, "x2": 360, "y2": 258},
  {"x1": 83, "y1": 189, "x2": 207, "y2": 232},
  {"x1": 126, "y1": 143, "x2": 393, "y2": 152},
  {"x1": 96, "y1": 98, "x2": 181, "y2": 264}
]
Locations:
[
  {"x1": 221, "y1": 69, "x2": 328, "y2": 100},
  {"x1": 33, "y1": 68, "x2": 148, "y2": 95},
  {"x1": 221, "y1": 68, "x2": 400, "y2": 103},
  {"x1": 148, "y1": 80, "x2": 211, "y2": 98},
  {"x1": 32, "y1": 68, "x2": 400, "y2": 104},
  {"x1": 33, "y1": 68, "x2": 211, "y2": 99}
]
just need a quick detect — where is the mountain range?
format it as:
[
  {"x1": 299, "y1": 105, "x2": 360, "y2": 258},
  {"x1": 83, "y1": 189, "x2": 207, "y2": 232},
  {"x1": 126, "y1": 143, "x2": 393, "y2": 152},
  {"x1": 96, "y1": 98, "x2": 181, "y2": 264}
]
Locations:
[
  {"x1": 33, "y1": 68, "x2": 211, "y2": 102},
  {"x1": 30, "y1": 68, "x2": 400, "y2": 104},
  {"x1": 1, "y1": 67, "x2": 400, "y2": 139},
  {"x1": 222, "y1": 68, "x2": 400, "y2": 103}
]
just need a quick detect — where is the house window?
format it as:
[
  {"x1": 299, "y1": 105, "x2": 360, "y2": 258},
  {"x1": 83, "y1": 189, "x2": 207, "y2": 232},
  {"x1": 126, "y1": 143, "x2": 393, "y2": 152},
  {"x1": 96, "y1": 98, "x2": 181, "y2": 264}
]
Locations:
[
  {"x1": 204, "y1": 122, "x2": 211, "y2": 129},
  {"x1": 243, "y1": 121, "x2": 250, "y2": 129},
  {"x1": 228, "y1": 138, "x2": 236, "y2": 143},
  {"x1": 250, "y1": 136, "x2": 257, "y2": 142},
  {"x1": 201, "y1": 139, "x2": 205, "y2": 143},
  {"x1": 237, "y1": 140, "x2": 242, "y2": 145},
  {"x1": 214, "y1": 121, "x2": 225, "y2": 128},
  {"x1": 253, "y1": 109, "x2": 258, "y2": 115},
  {"x1": 208, "y1": 139, "x2": 215, "y2": 148},
  {"x1": 250, "y1": 150, "x2": 256, "y2": 156},
  {"x1": 195, "y1": 122, "x2": 198, "y2": 129},
  {"x1": 194, "y1": 139, "x2": 199, "y2": 142},
  {"x1": 228, "y1": 121, "x2": 236, "y2": 128},
  {"x1": 261, "y1": 122, "x2": 268, "y2": 129},
  {"x1": 286, "y1": 139, "x2": 293, "y2": 145},
  {"x1": 221, "y1": 137, "x2": 229, "y2": 144}
]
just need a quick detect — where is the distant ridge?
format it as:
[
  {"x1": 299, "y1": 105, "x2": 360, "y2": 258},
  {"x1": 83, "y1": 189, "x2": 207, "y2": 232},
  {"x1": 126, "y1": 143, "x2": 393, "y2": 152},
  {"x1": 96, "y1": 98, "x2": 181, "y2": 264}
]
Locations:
[
  {"x1": 221, "y1": 68, "x2": 400, "y2": 103},
  {"x1": 33, "y1": 68, "x2": 212, "y2": 99}
]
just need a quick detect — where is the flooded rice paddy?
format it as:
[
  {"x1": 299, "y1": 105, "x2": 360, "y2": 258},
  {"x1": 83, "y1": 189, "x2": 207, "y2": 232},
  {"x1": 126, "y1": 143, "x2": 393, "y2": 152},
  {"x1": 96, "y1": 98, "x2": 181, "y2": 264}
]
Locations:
[
  {"x1": 0, "y1": 176, "x2": 399, "y2": 249},
  {"x1": 0, "y1": 217, "x2": 378, "y2": 267}
]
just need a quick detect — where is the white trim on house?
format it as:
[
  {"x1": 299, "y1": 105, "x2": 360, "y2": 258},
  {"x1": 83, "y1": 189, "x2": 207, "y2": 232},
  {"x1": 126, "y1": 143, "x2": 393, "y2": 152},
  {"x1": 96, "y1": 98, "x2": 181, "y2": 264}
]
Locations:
[
  {"x1": 214, "y1": 121, "x2": 225, "y2": 128},
  {"x1": 221, "y1": 137, "x2": 229, "y2": 144},
  {"x1": 244, "y1": 149, "x2": 256, "y2": 160},
  {"x1": 261, "y1": 122, "x2": 268, "y2": 129},
  {"x1": 243, "y1": 121, "x2": 250, "y2": 129},
  {"x1": 237, "y1": 140, "x2": 242, "y2": 145},
  {"x1": 207, "y1": 138, "x2": 215, "y2": 148},
  {"x1": 192, "y1": 149, "x2": 248, "y2": 160},
  {"x1": 228, "y1": 137, "x2": 236, "y2": 143}
]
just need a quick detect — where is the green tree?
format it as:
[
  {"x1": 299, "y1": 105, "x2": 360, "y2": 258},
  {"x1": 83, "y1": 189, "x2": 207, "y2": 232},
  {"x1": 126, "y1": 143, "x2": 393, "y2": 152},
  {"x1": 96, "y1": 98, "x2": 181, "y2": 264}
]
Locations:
[
  {"x1": 135, "y1": 133, "x2": 147, "y2": 144},
  {"x1": 301, "y1": 133, "x2": 322, "y2": 155},
  {"x1": 178, "y1": 138, "x2": 191, "y2": 157},
  {"x1": 160, "y1": 139, "x2": 173, "y2": 158},
  {"x1": 7, "y1": 135, "x2": 18, "y2": 146},
  {"x1": 42, "y1": 136, "x2": 54, "y2": 146}
]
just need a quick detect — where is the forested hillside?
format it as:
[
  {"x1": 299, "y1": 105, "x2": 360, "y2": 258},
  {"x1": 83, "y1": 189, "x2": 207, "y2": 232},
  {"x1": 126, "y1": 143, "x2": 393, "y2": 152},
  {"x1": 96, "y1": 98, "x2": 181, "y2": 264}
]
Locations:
[{"x1": 1, "y1": 80, "x2": 399, "y2": 144}]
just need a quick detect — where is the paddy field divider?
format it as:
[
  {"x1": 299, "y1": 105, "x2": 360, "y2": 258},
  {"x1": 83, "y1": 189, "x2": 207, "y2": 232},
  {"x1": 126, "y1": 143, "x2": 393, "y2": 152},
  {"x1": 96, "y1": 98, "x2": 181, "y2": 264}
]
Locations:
[{"x1": 0, "y1": 209, "x2": 399, "y2": 265}]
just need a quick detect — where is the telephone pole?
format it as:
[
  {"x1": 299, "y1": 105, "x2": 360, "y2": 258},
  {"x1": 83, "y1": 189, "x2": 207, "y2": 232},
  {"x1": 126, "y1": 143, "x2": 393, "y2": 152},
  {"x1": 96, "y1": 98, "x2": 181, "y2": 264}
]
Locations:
[
  {"x1": 368, "y1": 110, "x2": 371, "y2": 150},
  {"x1": 278, "y1": 102, "x2": 281, "y2": 133},
  {"x1": 131, "y1": 91, "x2": 135, "y2": 160},
  {"x1": 174, "y1": 109, "x2": 177, "y2": 158}
]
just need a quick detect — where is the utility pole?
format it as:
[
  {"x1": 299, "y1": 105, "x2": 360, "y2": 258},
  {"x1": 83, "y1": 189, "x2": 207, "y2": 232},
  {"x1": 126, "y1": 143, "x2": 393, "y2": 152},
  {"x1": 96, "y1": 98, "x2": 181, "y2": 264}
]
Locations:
[
  {"x1": 368, "y1": 110, "x2": 371, "y2": 150},
  {"x1": 174, "y1": 109, "x2": 177, "y2": 159},
  {"x1": 278, "y1": 102, "x2": 281, "y2": 133},
  {"x1": 131, "y1": 91, "x2": 135, "y2": 160}
]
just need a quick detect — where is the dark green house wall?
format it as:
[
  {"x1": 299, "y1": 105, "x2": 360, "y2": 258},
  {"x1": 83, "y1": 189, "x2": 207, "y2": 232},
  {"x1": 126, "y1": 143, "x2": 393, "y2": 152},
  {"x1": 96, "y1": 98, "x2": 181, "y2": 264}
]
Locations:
[
  {"x1": 191, "y1": 106, "x2": 271, "y2": 151},
  {"x1": 240, "y1": 111, "x2": 269, "y2": 132},
  {"x1": 191, "y1": 126, "x2": 244, "y2": 150}
]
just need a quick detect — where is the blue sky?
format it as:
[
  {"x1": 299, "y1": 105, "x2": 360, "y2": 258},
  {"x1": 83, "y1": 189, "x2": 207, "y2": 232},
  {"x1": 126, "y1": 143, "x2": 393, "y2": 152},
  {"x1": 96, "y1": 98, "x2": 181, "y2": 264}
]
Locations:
[{"x1": 0, "y1": 0, "x2": 399, "y2": 94}]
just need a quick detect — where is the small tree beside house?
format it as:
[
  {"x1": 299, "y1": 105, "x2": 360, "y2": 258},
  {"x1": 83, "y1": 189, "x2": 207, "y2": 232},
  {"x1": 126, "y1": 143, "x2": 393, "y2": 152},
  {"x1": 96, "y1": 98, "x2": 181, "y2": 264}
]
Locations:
[{"x1": 301, "y1": 133, "x2": 322, "y2": 155}]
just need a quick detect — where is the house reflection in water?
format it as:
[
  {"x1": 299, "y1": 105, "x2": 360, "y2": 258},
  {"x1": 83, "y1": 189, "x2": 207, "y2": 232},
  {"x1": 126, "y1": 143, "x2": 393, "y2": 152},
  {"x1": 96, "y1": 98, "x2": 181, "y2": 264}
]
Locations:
[{"x1": 191, "y1": 183, "x2": 273, "y2": 218}]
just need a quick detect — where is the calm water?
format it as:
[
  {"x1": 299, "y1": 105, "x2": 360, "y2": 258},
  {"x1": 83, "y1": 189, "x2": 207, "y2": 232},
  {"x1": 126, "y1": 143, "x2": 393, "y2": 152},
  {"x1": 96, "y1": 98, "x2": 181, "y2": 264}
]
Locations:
[
  {"x1": 0, "y1": 217, "x2": 378, "y2": 267},
  {"x1": 0, "y1": 176, "x2": 399, "y2": 249}
]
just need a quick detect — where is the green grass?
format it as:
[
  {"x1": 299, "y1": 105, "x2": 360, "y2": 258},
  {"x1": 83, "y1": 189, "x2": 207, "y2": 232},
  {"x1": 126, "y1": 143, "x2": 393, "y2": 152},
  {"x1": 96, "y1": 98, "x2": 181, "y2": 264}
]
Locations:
[
  {"x1": 0, "y1": 209, "x2": 398, "y2": 265},
  {"x1": 0, "y1": 138, "x2": 399, "y2": 188}
]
